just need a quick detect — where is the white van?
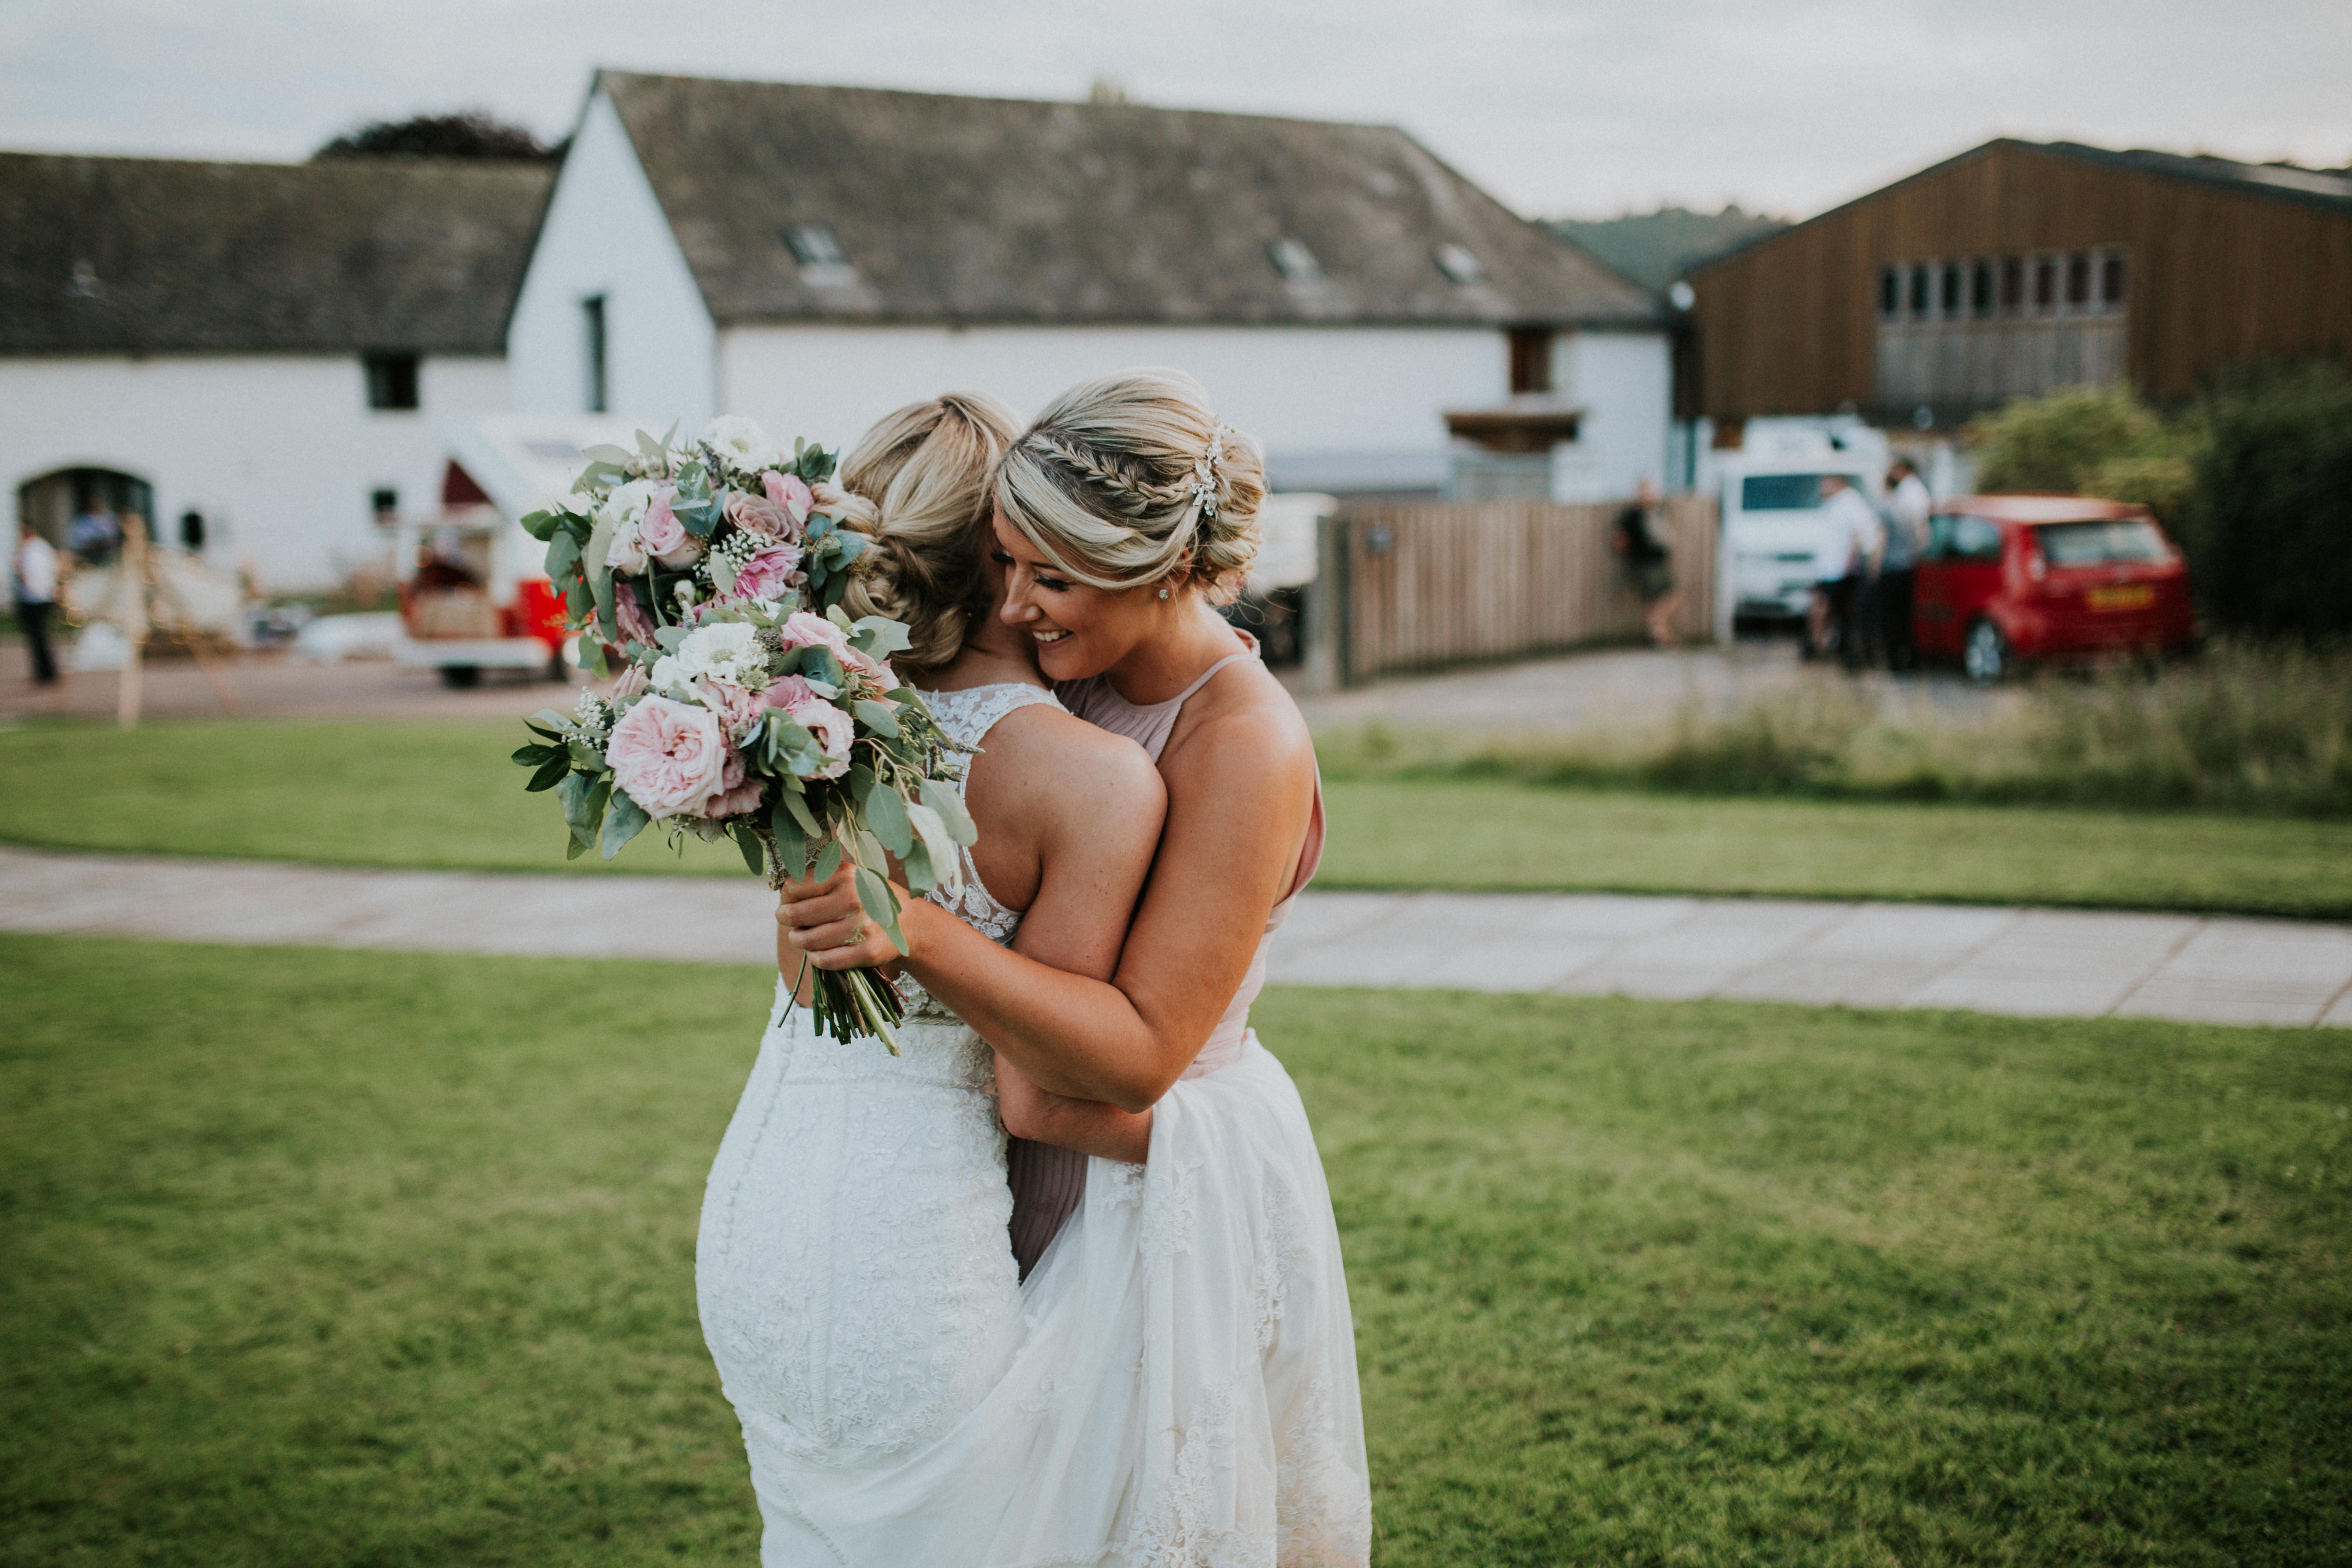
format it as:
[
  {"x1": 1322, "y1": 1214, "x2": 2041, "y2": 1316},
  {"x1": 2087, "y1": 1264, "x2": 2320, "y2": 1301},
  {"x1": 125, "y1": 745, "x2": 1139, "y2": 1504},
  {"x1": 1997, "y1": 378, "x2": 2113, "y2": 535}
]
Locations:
[{"x1": 1704, "y1": 419, "x2": 1891, "y2": 635}]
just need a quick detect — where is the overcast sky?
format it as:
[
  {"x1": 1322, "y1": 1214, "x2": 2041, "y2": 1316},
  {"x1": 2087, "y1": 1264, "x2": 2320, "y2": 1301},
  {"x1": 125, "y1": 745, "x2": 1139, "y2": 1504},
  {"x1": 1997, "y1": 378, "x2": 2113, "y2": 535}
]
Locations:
[{"x1": 3, "y1": 0, "x2": 2346, "y2": 219}]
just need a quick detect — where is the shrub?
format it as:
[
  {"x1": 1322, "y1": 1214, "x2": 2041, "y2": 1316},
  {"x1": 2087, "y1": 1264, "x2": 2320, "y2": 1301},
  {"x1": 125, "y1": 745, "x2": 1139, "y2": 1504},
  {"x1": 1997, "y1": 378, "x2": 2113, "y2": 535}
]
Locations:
[
  {"x1": 2181, "y1": 359, "x2": 2352, "y2": 637},
  {"x1": 1968, "y1": 385, "x2": 2177, "y2": 494}
]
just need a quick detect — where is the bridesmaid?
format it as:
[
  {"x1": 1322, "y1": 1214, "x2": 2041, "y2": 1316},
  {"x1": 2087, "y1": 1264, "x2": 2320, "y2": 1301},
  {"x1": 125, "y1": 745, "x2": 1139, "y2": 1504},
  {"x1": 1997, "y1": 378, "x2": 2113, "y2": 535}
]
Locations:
[{"x1": 780, "y1": 367, "x2": 1368, "y2": 1563}]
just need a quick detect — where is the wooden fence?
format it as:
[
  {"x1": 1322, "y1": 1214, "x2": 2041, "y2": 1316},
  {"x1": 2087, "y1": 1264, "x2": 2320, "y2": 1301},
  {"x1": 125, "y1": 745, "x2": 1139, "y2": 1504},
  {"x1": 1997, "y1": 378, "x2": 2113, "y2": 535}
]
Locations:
[{"x1": 1308, "y1": 496, "x2": 1719, "y2": 687}]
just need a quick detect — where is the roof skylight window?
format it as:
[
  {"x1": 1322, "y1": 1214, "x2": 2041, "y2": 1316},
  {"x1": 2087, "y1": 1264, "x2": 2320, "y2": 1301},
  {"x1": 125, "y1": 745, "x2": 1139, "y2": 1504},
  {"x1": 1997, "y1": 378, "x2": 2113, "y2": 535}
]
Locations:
[
  {"x1": 782, "y1": 223, "x2": 847, "y2": 269},
  {"x1": 1268, "y1": 238, "x2": 1324, "y2": 283},
  {"x1": 1434, "y1": 243, "x2": 1485, "y2": 284}
]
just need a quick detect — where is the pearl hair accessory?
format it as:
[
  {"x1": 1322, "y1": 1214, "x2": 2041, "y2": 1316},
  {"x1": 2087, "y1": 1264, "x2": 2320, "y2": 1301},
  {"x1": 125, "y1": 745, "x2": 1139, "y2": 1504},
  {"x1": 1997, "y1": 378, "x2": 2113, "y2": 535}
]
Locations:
[{"x1": 1187, "y1": 425, "x2": 1230, "y2": 521}]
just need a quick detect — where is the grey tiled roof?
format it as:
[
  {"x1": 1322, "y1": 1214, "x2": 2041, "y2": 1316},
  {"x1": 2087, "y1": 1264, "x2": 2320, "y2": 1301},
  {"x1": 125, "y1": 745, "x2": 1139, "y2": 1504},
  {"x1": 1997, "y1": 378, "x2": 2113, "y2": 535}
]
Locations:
[
  {"x1": 600, "y1": 71, "x2": 1660, "y2": 330},
  {"x1": 0, "y1": 152, "x2": 554, "y2": 356},
  {"x1": 2041, "y1": 141, "x2": 2352, "y2": 214}
]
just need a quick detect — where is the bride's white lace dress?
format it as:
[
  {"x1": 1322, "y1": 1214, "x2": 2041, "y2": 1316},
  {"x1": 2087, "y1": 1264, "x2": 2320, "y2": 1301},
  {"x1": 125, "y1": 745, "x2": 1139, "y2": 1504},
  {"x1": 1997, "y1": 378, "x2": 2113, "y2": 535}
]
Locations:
[{"x1": 696, "y1": 682, "x2": 1371, "y2": 1567}]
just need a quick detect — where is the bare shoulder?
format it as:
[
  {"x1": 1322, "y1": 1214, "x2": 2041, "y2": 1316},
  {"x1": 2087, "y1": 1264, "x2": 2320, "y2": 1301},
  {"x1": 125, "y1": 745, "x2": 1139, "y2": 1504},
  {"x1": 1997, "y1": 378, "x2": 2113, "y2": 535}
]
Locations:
[
  {"x1": 1161, "y1": 658, "x2": 1314, "y2": 790},
  {"x1": 982, "y1": 701, "x2": 1165, "y2": 818}
]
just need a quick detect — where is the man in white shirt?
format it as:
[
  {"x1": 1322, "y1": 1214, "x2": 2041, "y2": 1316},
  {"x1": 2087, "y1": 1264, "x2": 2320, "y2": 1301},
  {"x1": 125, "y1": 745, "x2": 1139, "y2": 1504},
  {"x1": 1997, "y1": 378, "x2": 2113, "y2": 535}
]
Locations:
[
  {"x1": 13, "y1": 522, "x2": 60, "y2": 685},
  {"x1": 1880, "y1": 459, "x2": 1933, "y2": 670},
  {"x1": 1807, "y1": 474, "x2": 1883, "y2": 662}
]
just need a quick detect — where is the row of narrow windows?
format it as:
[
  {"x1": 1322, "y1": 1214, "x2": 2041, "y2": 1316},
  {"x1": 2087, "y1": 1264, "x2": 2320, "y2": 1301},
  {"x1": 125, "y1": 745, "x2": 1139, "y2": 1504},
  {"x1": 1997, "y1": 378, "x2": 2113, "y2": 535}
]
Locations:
[{"x1": 1878, "y1": 251, "x2": 2127, "y2": 322}]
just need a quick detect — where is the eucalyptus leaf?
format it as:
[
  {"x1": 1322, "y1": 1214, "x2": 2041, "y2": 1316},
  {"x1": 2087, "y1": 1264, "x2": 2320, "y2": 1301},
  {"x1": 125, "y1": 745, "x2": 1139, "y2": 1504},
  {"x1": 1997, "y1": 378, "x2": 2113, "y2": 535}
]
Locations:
[
  {"x1": 654, "y1": 625, "x2": 688, "y2": 652},
  {"x1": 634, "y1": 428, "x2": 666, "y2": 462},
  {"x1": 583, "y1": 511, "x2": 618, "y2": 636},
  {"x1": 528, "y1": 709, "x2": 570, "y2": 731},
  {"x1": 545, "y1": 530, "x2": 581, "y2": 581},
  {"x1": 567, "y1": 739, "x2": 606, "y2": 771},
  {"x1": 853, "y1": 866, "x2": 905, "y2": 952},
  {"x1": 814, "y1": 837, "x2": 843, "y2": 881},
  {"x1": 902, "y1": 837, "x2": 936, "y2": 893},
  {"x1": 850, "y1": 615, "x2": 914, "y2": 655},
  {"x1": 864, "y1": 784, "x2": 912, "y2": 856},
  {"x1": 853, "y1": 827, "x2": 887, "y2": 873},
  {"x1": 565, "y1": 833, "x2": 587, "y2": 861},
  {"x1": 557, "y1": 771, "x2": 600, "y2": 845},
  {"x1": 918, "y1": 778, "x2": 979, "y2": 845},
  {"x1": 582, "y1": 443, "x2": 635, "y2": 465},
  {"x1": 904, "y1": 801, "x2": 960, "y2": 891},
  {"x1": 769, "y1": 797, "x2": 810, "y2": 876},
  {"x1": 782, "y1": 784, "x2": 822, "y2": 838},
  {"x1": 600, "y1": 790, "x2": 651, "y2": 860},
  {"x1": 519, "y1": 508, "x2": 559, "y2": 542},
  {"x1": 852, "y1": 699, "x2": 901, "y2": 739},
  {"x1": 732, "y1": 823, "x2": 765, "y2": 876},
  {"x1": 575, "y1": 637, "x2": 607, "y2": 677}
]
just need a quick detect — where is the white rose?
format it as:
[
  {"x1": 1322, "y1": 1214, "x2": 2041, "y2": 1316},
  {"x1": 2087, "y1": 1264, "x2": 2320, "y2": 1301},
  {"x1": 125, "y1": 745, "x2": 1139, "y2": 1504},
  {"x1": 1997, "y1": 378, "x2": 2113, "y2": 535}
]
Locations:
[
  {"x1": 701, "y1": 415, "x2": 783, "y2": 473},
  {"x1": 649, "y1": 620, "x2": 766, "y2": 700},
  {"x1": 600, "y1": 479, "x2": 658, "y2": 572}
]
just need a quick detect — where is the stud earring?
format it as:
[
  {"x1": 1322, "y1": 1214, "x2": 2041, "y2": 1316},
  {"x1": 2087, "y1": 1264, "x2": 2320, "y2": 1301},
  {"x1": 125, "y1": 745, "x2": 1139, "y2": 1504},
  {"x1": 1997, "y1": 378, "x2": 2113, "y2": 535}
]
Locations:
[{"x1": 1158, "y1": 587, "x2": 1170, "y2": 599}]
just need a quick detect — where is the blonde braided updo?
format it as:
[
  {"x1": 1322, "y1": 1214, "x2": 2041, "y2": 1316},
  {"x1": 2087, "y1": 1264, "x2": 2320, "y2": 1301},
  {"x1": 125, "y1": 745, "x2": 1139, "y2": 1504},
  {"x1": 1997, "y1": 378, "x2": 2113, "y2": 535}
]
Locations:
[
  {"x1": 832, "y1": 391, "x2": 1023, "y2": 678},
  {"x1": 992, "y1": 368, "x2": 1265, "y2": 600}
]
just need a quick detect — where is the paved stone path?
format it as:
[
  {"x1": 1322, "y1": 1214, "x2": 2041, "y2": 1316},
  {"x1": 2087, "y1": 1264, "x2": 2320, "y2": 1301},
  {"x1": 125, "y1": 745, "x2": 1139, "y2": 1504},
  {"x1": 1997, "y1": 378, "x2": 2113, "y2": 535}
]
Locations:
[{"x1": 5, "y1": 845, "x2": 2349, "y2": 1029}]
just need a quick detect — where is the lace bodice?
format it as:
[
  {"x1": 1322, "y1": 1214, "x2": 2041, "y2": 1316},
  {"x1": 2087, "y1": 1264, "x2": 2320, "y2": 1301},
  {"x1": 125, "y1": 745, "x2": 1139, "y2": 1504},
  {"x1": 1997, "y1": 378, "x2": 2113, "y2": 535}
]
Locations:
[{"x1": 892, "y1": 682, "x2": 1063, "y2": 1021}]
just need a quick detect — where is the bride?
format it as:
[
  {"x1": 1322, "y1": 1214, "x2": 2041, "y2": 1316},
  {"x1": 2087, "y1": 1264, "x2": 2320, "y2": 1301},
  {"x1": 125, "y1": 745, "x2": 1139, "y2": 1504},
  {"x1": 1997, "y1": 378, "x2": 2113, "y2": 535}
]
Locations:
[{"x1": 706, "y1": 375, "x2": 1369, "y2": 1566}]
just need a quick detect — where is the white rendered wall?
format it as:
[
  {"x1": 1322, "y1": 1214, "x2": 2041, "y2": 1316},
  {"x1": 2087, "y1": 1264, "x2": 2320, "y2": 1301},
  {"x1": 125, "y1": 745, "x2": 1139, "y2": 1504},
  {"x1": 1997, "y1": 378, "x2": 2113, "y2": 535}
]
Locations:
[
  {"x1": 1547, "y1": 330, "x2": 1673, "y2": 502},
  {"x1": 716, "y1": 323, "x2": 1509, "y2": 493},
  {"x1": 1, "y1": 353, "x2": 509, "y2": 591},
  {"x1": 507, "y1": 89, "x2": 715, "y2": 426}
]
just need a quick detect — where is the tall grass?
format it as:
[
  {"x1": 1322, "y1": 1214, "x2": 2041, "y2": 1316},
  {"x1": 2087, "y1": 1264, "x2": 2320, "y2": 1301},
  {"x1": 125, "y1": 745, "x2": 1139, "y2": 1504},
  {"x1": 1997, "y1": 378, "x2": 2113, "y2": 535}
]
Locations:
[{"x1": 1320, "y1": 642, "x2": 2352, "y2": 817}]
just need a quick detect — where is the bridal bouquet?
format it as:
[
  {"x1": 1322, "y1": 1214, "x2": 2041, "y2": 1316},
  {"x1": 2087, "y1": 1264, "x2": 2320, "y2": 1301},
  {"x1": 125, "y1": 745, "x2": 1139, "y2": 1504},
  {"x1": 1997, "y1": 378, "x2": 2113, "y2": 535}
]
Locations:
[{"x1": 509, "y1": 417, "x2": 974, "y2": 1052}]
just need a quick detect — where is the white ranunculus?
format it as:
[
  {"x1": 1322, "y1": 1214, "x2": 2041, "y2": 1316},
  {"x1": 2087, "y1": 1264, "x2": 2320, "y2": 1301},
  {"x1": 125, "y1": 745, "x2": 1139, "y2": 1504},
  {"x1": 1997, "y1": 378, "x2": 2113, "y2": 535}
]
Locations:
[
  {"x1": 600, "y1": 478, "x2": 659, "y2": 572},
  {"x1": 701, "y1": 415, "x2": 783, "y2": 473}
]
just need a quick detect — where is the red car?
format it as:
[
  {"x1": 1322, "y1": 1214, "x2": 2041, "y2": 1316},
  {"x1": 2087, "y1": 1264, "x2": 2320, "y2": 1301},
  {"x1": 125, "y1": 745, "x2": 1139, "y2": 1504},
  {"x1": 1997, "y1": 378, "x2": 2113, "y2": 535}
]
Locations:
[{"x1": 1913, "y1": 495, "x2": 2196, "y2": 682}]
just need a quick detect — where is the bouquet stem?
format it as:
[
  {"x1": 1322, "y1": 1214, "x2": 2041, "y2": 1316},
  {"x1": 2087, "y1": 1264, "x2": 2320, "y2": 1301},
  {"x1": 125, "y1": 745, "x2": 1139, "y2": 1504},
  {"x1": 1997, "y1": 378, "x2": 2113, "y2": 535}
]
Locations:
[{"x1": 760, "y1": 826, "x2": 905, "y2": 1055}]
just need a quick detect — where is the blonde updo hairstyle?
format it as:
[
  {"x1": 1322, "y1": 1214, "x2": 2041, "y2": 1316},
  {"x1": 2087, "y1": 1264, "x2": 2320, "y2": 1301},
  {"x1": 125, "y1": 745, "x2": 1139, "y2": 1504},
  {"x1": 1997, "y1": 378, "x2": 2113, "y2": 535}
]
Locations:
[
  {"x1": 992, "y1": 368, "x2": 1265, "y2": 602},
  {"x1": 830, "y1": 391, "x2": 1023, "y2": 678}
]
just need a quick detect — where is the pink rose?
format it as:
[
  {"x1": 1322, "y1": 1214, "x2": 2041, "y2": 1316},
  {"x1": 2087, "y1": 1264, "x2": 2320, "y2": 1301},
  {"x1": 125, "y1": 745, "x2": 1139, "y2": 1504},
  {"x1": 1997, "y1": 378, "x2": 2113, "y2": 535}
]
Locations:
[
  {"x1": 787, "y1": 695, "x2": 854, "y2": 779},
  {"x1": 697, "y1": 677, "x2": 768, "y2": 739},
  {"x1": 761, "y1": 674, "x2": 815, "y2": 712},
  {"x1": 607, "y1": 661, "x2": 648, "y2": 702},
  {"x1": 613, "y1": 581, "x2": 656, "y2": 646},
  {"x1": 729, "y1": 542, "x2": 803, "y2": 604},
  {"x1": 779, "y1": 610, "x2": 850, "y2": 658},
  {"x1": 638, "y1": 485, "x2": 701, "y2": 569},
  {"x1": 703, "y1": 747, "x2": 764, "y2": 818},
  {"x1": 762, "y1": 470, "x2": 814, "y2": 523},
  {"x1": 606, "y1": 694, "x2": 729, "y2": 819},
  {"x1": 721, "y1": 489, "x2": 799, "y2": 542},
  {"x1": 839, "y1": 642, "x2": 895, "y2": 686}
]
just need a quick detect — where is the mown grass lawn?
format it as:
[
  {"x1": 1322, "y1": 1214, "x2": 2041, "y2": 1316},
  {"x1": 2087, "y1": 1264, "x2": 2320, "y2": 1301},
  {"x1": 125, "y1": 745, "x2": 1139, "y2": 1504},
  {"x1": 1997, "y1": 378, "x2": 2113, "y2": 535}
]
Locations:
[
  {"x1": 4, "y1": 935, "x2": 2346, "y2": 1565},
  {"x1": 8, "y1": 718, "x2": 2352, "y2": 917}
]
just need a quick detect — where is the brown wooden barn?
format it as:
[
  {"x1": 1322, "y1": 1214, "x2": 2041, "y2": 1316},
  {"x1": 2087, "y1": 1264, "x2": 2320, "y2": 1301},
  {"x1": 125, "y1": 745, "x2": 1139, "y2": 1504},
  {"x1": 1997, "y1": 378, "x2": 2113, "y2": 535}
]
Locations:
[{"x1": 1680, "y1": 139, "x2": 2352, "y2": 431}]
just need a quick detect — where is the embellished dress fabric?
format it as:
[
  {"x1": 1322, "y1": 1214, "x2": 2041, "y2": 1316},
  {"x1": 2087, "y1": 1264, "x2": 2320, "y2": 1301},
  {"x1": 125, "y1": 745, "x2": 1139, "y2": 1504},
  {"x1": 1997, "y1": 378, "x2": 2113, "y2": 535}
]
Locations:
[{"x1": 696, "y1": 675, "x2": 1371, "y2": 1567}]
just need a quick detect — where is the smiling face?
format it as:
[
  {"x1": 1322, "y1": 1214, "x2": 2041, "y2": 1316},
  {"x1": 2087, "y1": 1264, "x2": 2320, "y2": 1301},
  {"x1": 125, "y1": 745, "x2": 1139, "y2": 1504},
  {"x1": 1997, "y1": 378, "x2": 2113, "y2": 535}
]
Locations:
[{"x1": 990, "y1": 509, "x2": 1164, "y2": 682}]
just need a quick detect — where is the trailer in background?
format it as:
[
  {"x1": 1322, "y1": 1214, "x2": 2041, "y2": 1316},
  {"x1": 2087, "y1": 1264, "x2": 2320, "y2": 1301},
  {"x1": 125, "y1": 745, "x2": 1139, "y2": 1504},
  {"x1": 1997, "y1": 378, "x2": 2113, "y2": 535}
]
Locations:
[{"x1": 392, "y1": 416, "x2": 640, "y2": 686}]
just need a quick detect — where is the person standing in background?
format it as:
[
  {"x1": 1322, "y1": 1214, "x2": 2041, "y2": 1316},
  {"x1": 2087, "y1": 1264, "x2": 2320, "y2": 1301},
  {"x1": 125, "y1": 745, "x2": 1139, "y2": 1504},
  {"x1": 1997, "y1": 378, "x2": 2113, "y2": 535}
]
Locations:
[
  {"x1": 1807, "y1": 473, "x2": 1883, "y2": 663},
  {"x1": 1613, "y1": 477, "x2": 1682, "y2": 648},
  {"x1": 13, "y1": 521, "x2": 60, "y2": 685},
  {"x1": 1880, "y1": 458, "x2": 1933, "y2": 670},
  {"x1": 66, "y1": 500, "x2": 120, "y2": 563}
]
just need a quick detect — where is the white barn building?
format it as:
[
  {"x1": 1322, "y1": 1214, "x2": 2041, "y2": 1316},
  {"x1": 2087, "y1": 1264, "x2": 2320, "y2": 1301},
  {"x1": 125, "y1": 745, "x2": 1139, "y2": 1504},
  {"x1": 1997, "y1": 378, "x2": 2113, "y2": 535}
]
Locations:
[
  {"x1": 0, "y1": 152, "x2": 552, "y2": 590},
  {"x1": 510, "y1": 72, "x2": 1669, "y2": 502}
]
